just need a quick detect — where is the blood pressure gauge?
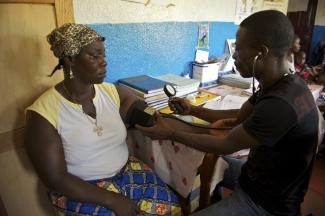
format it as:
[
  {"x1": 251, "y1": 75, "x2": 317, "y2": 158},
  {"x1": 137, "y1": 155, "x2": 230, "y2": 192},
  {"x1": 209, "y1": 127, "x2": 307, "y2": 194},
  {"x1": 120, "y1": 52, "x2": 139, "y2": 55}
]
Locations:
[
  {"x1": 164, "y1": 84, "x2": 176, "y2": 98},
  {"x1": 163, "y1": 84, "x2": 184, "y2": 113}
]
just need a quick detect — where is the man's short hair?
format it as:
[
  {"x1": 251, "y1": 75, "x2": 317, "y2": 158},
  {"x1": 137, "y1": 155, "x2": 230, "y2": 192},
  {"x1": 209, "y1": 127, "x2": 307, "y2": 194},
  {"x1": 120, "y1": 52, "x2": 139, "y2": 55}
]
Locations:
[{"x1": 240, "y1": 10, "x2": 294, "y2": 57}]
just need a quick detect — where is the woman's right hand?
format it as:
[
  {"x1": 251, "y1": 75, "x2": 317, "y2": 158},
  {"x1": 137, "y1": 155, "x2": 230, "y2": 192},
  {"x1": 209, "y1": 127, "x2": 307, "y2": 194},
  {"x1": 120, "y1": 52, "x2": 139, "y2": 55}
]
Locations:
[
  {"x1": 111, "y1": 196, "x2": 144, "y2": 216},
  {"x1": 168, "y1": 97, "x2": 192, "y2": 115}
]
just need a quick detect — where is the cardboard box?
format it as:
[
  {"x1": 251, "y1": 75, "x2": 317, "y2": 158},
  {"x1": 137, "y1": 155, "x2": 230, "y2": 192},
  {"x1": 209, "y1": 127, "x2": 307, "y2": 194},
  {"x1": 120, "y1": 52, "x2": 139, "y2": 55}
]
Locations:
[{"x1": 192, "y1": 62, "x2": 221, "y2": 85}]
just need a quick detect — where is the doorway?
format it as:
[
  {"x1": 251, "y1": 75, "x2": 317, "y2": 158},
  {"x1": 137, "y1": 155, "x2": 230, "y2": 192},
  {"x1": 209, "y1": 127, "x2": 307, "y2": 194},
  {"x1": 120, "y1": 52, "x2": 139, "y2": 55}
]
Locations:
[{"x1": 287, "y1": 0, "x2": 318, "y2": 62}]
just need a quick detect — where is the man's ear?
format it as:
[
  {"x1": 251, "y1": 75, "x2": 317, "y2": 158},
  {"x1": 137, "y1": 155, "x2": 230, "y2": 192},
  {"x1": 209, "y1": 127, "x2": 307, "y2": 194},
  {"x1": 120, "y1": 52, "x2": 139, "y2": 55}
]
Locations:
[{"x1": 257, "y1": 45, "x2": 269, "y2": 59}]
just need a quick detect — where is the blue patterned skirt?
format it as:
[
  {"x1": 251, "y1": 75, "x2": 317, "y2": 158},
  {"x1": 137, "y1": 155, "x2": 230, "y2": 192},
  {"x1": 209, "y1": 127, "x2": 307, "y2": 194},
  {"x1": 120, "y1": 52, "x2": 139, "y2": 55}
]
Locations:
[{"x1": 49, "y1": 156, "x2": 181, "y2": 216}]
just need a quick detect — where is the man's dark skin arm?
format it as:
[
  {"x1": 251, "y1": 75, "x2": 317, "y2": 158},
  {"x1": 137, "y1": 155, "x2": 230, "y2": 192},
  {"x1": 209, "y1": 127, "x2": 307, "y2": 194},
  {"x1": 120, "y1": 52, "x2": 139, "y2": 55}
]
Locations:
[
  {"x1": 170, "y1": 125, "x2": 256, "y2": 155},
  {"x1": 136, "y1": 114, "x2": 258, "y2": 156},
  {"x1": 25, "y1": 111, "x2": 142, "y2": 216},
  {"x1": 136, "y1": 97, "x2": 256, "y2": 154}
]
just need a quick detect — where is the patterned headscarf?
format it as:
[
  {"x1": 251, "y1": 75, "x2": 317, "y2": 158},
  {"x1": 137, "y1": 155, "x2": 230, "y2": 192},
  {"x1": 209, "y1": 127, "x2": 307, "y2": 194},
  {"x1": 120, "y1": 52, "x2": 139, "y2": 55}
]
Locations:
[{"x1": 47, "y1": 23, "x2": 104, "y2": 59}]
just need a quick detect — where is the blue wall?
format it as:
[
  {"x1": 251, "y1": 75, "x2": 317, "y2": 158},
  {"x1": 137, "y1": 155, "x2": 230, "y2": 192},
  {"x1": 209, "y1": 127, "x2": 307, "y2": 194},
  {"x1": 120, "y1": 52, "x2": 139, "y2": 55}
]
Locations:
[
  {"x1": 309, "y1": 25, "x2": 325, "y2": 64},
  {"x1": 90, "y1": 22, "x2": 237, "y2": 83}
]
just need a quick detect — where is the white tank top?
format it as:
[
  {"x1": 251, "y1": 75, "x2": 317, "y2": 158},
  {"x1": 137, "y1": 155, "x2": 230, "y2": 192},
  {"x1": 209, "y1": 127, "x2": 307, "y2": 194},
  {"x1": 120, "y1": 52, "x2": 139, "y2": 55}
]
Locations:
[{"x1": 27, "y1": 83, "x2": 129, "y2": 180}]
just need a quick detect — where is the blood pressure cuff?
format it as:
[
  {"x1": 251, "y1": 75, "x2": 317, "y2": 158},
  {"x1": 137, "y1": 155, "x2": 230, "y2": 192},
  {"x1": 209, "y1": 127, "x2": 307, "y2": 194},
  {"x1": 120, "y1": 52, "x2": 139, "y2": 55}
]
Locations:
[{"x1": 125, "y1": 100, "x2": 156, "y2": 127}]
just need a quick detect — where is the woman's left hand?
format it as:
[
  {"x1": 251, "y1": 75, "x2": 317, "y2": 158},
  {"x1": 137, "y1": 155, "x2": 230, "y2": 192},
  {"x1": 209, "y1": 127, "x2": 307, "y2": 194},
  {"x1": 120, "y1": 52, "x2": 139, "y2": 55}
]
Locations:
[
  {"x1": 209, "y1": 118, "x2": 236, "y2": 137},
  {"x1": 135, "y1": 113, "x2": 174, "y2": 140}
]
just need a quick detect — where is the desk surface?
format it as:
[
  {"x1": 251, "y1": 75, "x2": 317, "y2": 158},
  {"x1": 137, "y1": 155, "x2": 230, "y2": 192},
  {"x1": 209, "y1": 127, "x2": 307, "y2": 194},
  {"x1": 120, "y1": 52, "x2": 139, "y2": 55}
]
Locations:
[{"x1": 159, "y1": 91, "x2": 220, "y2": 114}]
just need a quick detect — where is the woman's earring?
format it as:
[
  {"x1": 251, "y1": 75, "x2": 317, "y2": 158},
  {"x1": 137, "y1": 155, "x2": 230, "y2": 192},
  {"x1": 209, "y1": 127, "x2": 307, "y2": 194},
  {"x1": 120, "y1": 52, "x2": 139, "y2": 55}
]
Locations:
[{"x1": 69, "y1": 70, "x2": 74, "y2": 79}]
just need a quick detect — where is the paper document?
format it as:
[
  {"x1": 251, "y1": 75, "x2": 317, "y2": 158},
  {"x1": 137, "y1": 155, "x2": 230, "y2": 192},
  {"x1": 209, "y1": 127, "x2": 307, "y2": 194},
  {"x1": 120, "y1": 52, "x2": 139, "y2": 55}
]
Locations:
[
  {"x1": 195, "y1": 50, "x2": 209, "y2": 63},
  {"x1": 220, "y1": 95, "x2": 248, "y2": 109},
  {"x1": 203, "y1": 99, "x2": 222, "y2": 110}
]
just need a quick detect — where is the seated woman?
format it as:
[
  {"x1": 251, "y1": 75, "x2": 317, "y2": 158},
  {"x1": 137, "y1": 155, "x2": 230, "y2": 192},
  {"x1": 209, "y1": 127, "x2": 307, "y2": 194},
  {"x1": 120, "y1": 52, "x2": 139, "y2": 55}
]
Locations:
[
  {"x1": 24, "y1": 23, "x2": 180, "y2": 216},
  {"x1": 294, "y1": 50, "x2": 312, "y2": 82}
]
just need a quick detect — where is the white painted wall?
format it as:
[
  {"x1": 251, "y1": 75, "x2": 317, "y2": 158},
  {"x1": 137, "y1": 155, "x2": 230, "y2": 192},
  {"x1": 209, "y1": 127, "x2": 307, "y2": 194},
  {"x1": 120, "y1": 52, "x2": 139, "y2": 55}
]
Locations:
[
  {"x1": 73, "y1": 0, "x2": 237, "y2": 24},
  {"x1": 315, "y1": 0, "x2": 325, "y2": 25},
  {"x1": 73, "y1": 0, "x2": 290, "y2": 24},
  {"x1": 287, "y1": 0, "x2": 308, "y2": 12}
]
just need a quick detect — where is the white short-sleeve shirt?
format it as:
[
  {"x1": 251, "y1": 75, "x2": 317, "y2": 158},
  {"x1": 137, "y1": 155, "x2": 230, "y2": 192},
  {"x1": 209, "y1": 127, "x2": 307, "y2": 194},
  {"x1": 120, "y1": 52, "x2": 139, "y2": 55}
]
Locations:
[{"x1": 27, "y1": 83, "x2": 129, "y2": 180}]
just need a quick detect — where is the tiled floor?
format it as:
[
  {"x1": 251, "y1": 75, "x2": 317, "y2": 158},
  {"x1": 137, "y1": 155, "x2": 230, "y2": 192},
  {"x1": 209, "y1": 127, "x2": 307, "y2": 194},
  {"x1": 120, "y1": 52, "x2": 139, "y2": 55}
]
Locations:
[{"x1": 301, "y1": 156, "x2": 325, "y2": 216}]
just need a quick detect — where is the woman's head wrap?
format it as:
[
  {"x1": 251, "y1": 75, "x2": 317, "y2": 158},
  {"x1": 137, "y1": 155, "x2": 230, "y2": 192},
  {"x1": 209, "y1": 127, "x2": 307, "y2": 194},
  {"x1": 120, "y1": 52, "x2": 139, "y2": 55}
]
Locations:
[{"x1": 47, "y1": 23, "x2": 104, "y2": 59}]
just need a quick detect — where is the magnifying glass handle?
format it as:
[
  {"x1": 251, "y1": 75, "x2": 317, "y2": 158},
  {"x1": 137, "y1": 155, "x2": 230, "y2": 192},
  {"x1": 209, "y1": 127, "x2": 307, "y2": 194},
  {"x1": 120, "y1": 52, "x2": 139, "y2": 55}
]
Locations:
[{"x1": 173, "y1": 101, "x2": 184, "y2": 113}]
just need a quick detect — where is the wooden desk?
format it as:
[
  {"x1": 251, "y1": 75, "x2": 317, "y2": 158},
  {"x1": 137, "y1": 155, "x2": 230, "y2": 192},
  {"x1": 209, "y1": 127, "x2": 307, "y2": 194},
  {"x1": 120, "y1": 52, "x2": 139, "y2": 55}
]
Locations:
[{"x1": 126, "y1": 91, "x2": 230, "y2": 213}]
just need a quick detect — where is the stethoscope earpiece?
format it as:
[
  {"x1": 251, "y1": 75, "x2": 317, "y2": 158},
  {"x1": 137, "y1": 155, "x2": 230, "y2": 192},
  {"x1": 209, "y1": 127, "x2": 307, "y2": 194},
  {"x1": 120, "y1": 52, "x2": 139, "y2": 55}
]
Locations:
[{"x1": 254, "y1": 52, "x2": 262, "y2": 61}]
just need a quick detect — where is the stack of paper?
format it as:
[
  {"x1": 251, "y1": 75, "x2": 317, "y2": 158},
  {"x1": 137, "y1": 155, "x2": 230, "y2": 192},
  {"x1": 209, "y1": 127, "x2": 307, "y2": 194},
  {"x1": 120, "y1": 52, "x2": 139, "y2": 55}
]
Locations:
[
  {"x1": 155, "y1": 74, "x2": 200, "y2": 97},
  {"x1": 118, "y1": 74, "x2": 200, "y2": 110},
  {"x1": 219, "y1": 74, "x2": 256, "y2": 89}
]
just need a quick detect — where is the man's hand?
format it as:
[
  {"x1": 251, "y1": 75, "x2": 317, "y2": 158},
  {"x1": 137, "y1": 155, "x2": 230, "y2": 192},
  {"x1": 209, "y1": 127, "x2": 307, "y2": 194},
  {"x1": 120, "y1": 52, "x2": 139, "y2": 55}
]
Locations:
[
  {"x1": 111, "y1": 196, "x2": 144, "y2": 216},
  {"x1": 169, "y1": 97, "x2": 192, "y2": 115},
  {"x1": 135, "y1": 113, "x2": 174, "y2": 140}
]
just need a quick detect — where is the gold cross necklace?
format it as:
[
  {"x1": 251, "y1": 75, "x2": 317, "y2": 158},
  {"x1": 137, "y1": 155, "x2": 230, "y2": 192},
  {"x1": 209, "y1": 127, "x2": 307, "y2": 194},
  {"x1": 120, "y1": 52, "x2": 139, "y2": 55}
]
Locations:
[{"x1": 62, "y1": 82, "x2": 103, "y2": 136}]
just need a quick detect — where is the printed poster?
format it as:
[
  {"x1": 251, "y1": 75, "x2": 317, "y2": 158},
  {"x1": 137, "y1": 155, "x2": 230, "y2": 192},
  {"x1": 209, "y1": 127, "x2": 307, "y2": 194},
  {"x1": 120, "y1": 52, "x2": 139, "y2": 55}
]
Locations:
[
  {"x1": 235, "y1": 0, "x2": 263, "y2": 25},
  {"x1": 197, "y1": 24, "x2": 209, "y2": 49},
  {"x1": 263, "y1": 0, "x2": 288, "y2": 14}
]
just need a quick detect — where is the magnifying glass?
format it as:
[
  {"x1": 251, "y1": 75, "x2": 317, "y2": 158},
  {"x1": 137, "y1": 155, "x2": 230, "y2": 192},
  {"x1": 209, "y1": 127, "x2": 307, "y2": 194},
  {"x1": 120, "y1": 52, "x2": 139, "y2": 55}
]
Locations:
[{"x1": 163, "y1": 84, "x2": 184, "y2": 113}]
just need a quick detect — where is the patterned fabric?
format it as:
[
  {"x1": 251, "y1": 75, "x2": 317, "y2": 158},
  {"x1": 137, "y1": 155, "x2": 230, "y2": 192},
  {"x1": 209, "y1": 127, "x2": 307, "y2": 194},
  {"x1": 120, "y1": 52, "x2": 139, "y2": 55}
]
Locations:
[
  {"x1": 49, "y1": 156, "x2": 181, "y2": 216},
  {"x1": 47, "y1": 23, "x2": 104, "y2": 59},
  {"x1": 126, "y1": 130, "x2": 205, "y2": 198}
]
